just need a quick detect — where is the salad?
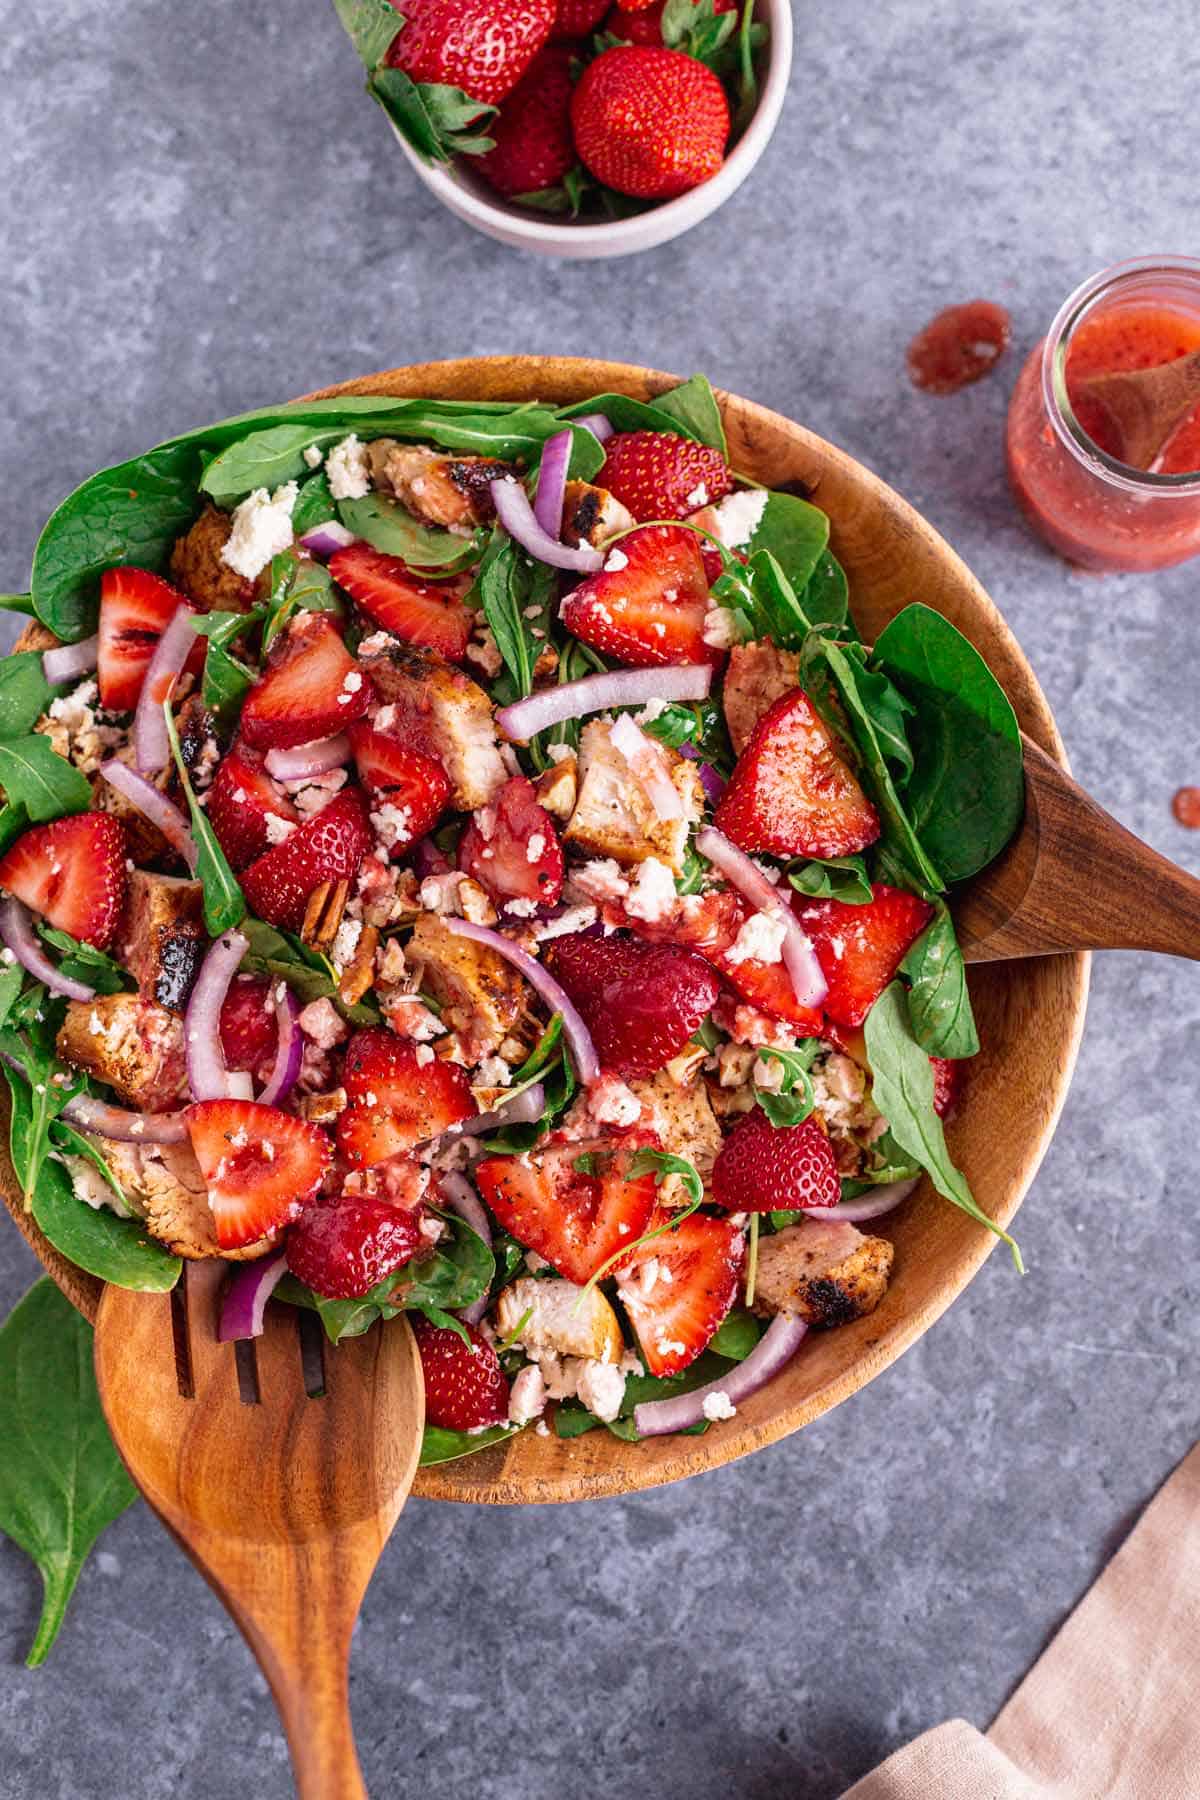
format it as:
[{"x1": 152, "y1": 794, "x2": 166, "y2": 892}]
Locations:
[{"x1": 0, "y1": 373, "x2": 1024, "y2": 1465}]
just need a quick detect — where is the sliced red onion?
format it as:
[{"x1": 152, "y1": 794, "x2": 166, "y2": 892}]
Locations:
[
  {"x1": 134, "y1": 604, "x2": 199, "y2": 775},
  {"x1": 824, "y1": 1177, "x2": 920, "y2": 1223},
  {"x1": 264, "y1": 733, "x2": 351, "y2": 780},
  {"x1": 412, "y1": 835, "x2": 452, "y2": 879},
  {"x1": 218, "y1": 1248, "x2": 289, "y2": 1341},
  {"x1": 532, "y1": 428, "x2": 573, "y2": 541},
  {"x1": 490, "y1": 476, "x2": 603, "y2": 573},
  {"x1": 61, "y1": 1092, "x2": 190, "y2": 1145},
  {"x1": 698, "y1": 763, "x2": 727, "y2": 806},
  {"x1": 443, "y1": 918, "x2": 600, "y2": 1086},
  {"x1": 496, "y1": 663, "x2": 713, "y2": 743},
  {"x1": 0, "y1": 898, "x2": 96, "y2": 1001},
  {"x1": 633, "y1": 1314, "x2": 809, "y2": 1439},
  {"x1": 185, "y1": 930, "x2": 249, "y2": 1101},
  {"x1": 99, "y1": 759, "x2": 198, "y2": 871},
  {"x1": 455, "y1": 1080, "x2": 546, "y2": 1138},
  {"x1": 609, "y1": 713, "x2": 683, "y2": 820},
  {"x1": 571, "y1": 413, "x2": 614, "y2": 444},
  {"x1": 695, "y1": 826, "x2": 828, "y2": 1011},
  {"x1": 257, "y1": 985, "x2": 303, "y2": 1107},
  {"x1": 299, "y1": 522, "x2": 358, "y2": 559},
  {"x1": 42, "y1": 634, "x2": 99, "y2": 685},
  {"x1": 439, "y1": 1172, "x2": 494, "y2": 1326}
]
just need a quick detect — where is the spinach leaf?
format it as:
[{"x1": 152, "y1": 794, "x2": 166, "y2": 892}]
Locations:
[
  {"x1": 202, "y1": 640, "x2": 255, "y2": 727},
  {"x1": 788, "y1": 854, "x2": 872, "y2": 905},
  {"x1": 559, "y1": 388, "x2": 719, "y2": 445},
  {"x1": 0, "y1": 1032, "x2": 83, "y2": 1208},
  {"x1": 0, "y1": 736, "x2": 92, "y2": 822},
  {"x1": 0, "y1": 593, "x2": 36, "y2": 616},
  {"x1": 472, "y1": 532, "x2": 556, "y2": 700},
  {"x1": 337, "y1": 492, "x2": 484, "y2": 574},
  {"x1": 239, "y1": 918, "x2": 378, "y2": 1024},
  {"x1": 36, "y1": 926, "x2": 132, "y2": 995},
  {"x1": 369, "y1": 69, "x2": 497, "y2": 162},
  {"x1": 419, "y1": 1422, "x2": 519, "y2": 1466},
  {"x1": 863, "y1": 983, "x2": 1021, "y2": 1269},
  {"x1": 291, "y1": 470, "x2": 337, "y2": 536},
  {"x1": 872, "y1": 603, "x2": 1024, "y2": 884},
  {"x1": 0, "y1": 653, "x2": 63, "y2": 738},
  {"x1": 392, "y1": 1217, "x2": 495, "y2": 1315},
  {"x1": 163, "y1": 705, "x2": 244, "y2": 935},
  {"x1": 556, "y1": 1347, "x2": 737, "y2": 1440},
  {"x1": 0, "y1": 963, "x2": 25, "y2": 1033},
  {"x1": 273, "y1": 1274, "x2": 398, "y2": 1344},
  {"x1": 332, "y1": 0, "x2": 402, "y2": 68},
  {"x1": 900, "y1": 903, "x2": 979, "y2": 1059},
  {"x1": 0, "y1": 1280, "x2": 140, "y2": 1665},
  {"x1": 708, "y1": 1308, "x2": 761, "y2": 1360},
  {"x1": 0, "y1": 803, "x2": 30, "y2": 857},
  {"x1": 745, "y1": 492, "x2": 830, "y2": 593},
  {"x1": 263, "y1": 553, "x2": 342, "y2": 651},
  {"x1": 649, "y1": 374, "x2": 728, "y2": 455},
  {"x1": 640, "y1": 697, "x2": 731, "y2": 767},
  {"x1": 796, "y1": 548, "x2": 851, "y2": 635}
]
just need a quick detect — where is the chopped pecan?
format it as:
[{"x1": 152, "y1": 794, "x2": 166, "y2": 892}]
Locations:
[
  {"x1": 301, "y1": 878, "x2": 349, "y2": 952},
  {"x1": 338, "y1": 923, "x2": 379, "y2": 1006}
]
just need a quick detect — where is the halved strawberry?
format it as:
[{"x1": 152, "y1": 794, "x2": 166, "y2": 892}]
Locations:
[
  {"x1": 207, "y1": 742, "x2": 300, "y2": 872},
  {"x1": 616, "y1": 1210, "x2": 744, "y2": 1375},
  {"x1": 457, "y1": 775, "x2": 564, "y2": 911},
  {"x1": 715, "y1": 951, "x2": 824, "y2": 1035},
  {"x1": 97, "y1": 567, "x2": 198, "y2": 712},
  {"x1": 220, "y1": 975, "x2": 281, "y2": 1083},
  {"x1": 239, "y1": 613, "x2": 372, "y2": 751},
  {"x1": 336, "y1": 1029, "x2": 474, "y2": 1170},
  {"x1": 545, "y1": 932, "x2": 719, "y2": 1076},
  {"x1": 0, "y1": 812, "x2": 126, "y2": 950},
  {"x1": 184, "y1": 1099, "x2": 331, "y2": 1250},
  {"x1": 712, "y1": 1110, "x2": 840, "y2": 1213},
  {"x1": 240, "y1": 787, "x2": 373, "y2": 931},
  {"x1": 714, "y1": 688, "x2": 880, "y2": 860},
  {"x1": 329, "y1": 544, "x2": 472, "y2": 661},
  {"x1": 347, "y1": 722, "x2": 452, "y2": 853},
  {"x1": 560, "y1": 524, "x2": 717, "y2": 667},
  {"x1": 795, "y1": 884, "x2": 933, "y2": 1028},
  {"x1": 411, "y1": 1316, "x2": 510, "y2": 1431},
  {"x1": 475, "y1": 1135, "x2": 658, "y2": 1285},
  {"x1": 286, "y1": 1193, "x2": 426, "y2": 1298},
  {"x1": 599, "y1": 431, "x2": 732, "y2": 522}
]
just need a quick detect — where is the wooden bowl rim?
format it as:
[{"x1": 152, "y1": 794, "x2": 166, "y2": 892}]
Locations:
[{"x1": 2, "y1": 356, "x2": 1089, "y2": 1505}]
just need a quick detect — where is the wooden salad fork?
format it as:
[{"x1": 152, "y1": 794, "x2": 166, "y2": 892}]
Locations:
[
  {"x1": 93, "y1": 1261, "x2": 424, "y2": 1800},
  {"x1": 955, "y1": 734, "x2": 1200, "y2": 963}
]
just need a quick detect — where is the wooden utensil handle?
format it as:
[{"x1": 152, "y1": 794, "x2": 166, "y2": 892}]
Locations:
[{"x1": 257, "y1": 1630, "x2": 366, "y2": 1800}]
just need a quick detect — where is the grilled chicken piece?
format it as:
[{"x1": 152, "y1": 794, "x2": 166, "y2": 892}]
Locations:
[
  {"x1": 405, "y1": 913, "x2": 522, "y2": 1059},
  {"x1": 534, "y1": 753, "x2": 577, "y2": 820},
  {"x1": 93, "y1": 746, "x2": 171, "y2": 866},
  {"x1": 170, "y1": 503, "x2": 257, "y2": 611},
  {"x1": 65, "y1": 1137, "x2": 273, "y2": 1260},
  {"x1": 564, "y1": 720, "x2": 702, "y2": 872},
  {"x1": 751, "y1": 1219, "x2": 893, "y2": 1328},
  {"x1": 118, "y1": 871, "x2": 206, "y2": 1013},
  {"x1": 495, "y1": 1276, "x2": 624, "y2": 1362},
  {"x1": 367, "y1": 440, "x2": 517, "y2": 528},
  {"x1": 58, "y1": 994, "x2": 188, "y2": 1111},
  {"x1": 560, "y1": 480, "x2": 636, "y2": 549},
  {"x1": 722, "y1": 639, "x2": 802, "y2": 755},
  {"x1": 628, "y1": 1070, "x2": 722, "y2": 1197},
  {"x1": 360, "y1": 644, "x2": 507, "y2": 808}
]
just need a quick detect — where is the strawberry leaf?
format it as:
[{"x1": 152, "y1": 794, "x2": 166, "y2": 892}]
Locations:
[
  {"x1": 333, "y1": 0, "x2": 404, "y2": 70},
  {"x1": 369, "y1": 68, "x2": 496, "y2": 162}
]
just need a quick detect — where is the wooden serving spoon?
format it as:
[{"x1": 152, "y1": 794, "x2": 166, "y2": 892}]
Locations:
[
  {"x1": 1074, "y1": 347, "x2": 1200, "y2": 471},
  {"x1": 955, "y1": 734, "x2": 1200, "y2": 962},
  {"x1": 93, "y1": 1261, "x2": 424, "y2": 1800}
]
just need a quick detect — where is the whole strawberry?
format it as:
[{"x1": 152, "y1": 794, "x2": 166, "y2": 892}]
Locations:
[
  {"x1": 411, "y1": 1317, "x2": 510, "y2": 1431},
  {"x1": 712, "y1": 1111, "x2": 841, "y2": 1214},
  {"x1": 477, "y1": 45, "x2": 576, "y2": 198},
  {"x1": 286, "y1": 1196, "x2": 426, "y2": 1299},
  {"x1": 600, "y1": 428, "x2": 732, "y2": 521},
  {"x1": 551, "y1": 0, "x2": 608, "y2": 35},
  {"x1": 570, "y1": 45, "x2": 729, "y2": 199},
  {"x1": 546, "y1": 931, "x2": 720, "y2": 1077},
  {"x1": 384, "y1": 0, "x2": 555, "y2": 108}
]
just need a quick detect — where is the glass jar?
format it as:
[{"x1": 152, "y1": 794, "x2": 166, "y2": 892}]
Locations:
[{"x1": 1006, "y1": 257, "x2": 1200, "y2": 572}]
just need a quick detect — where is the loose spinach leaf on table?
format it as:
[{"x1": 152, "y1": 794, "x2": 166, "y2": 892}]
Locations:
[
  {"x1": 0, "y1": 736, "x2": 92, "y2": 822},
  {"x1": 338, "y1": 493, "x2": 484, "y2": 574},
  {"x1": 788, "y1": 853, "x2": 873, "y2": 905},
  {"x1": 0, "y1": 653, "x2": 64, "y2": 738},
  {"x1": 901, "y1": 902, "x2": 979, "y2": 1060},
  {"x1": 164, "y1": 705, "x2": 244, "y2": 935},
  {"x1": 0, "y1": 1280, "x2": 140, "y2": 1666}
]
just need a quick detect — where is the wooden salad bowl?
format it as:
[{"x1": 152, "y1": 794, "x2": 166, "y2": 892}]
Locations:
[{"x1": 2, "y1": 357, "x2": 1089, "y2": 1505}]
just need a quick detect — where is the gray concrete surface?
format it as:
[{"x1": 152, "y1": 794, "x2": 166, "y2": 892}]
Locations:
[{"x1": 2, "y1": 2, "x2": 1199, "y2": 1795}]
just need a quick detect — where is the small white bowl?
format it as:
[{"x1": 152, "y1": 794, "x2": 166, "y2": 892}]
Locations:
[{"x1": 389, "y1": 0, "x2": 793, "y2": 259}]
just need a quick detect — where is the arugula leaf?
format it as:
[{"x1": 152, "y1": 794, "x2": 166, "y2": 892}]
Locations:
[
  {"x1": 0, "y1": 1280, "x2": 140, "y2": 1666},
  {"x1": 0, "y1": 653, "x2": 64, "y2": 739},
  {"x1": 508, "y1": 1012, "x2": 565, "y2": 1085},
  {"x1": 872, "y1": 603, "x2": 1024, "y2": 884},
  {"x1": 788, "y1": 854, "x2": 872, "y2": 905},
  {"x1": 864, "y1": 983, "x2": 1021, "y2": 1270},
  {"x1": 650, "y1": 374, "x2": 728, "y2": 455},
  {"x1": 201, "y1": 640, "x2": 255, "y2": 727},
  {"x1": 419, "y1": 1422, "x2": 520, "y2": 1465},
  {"x1": 263, "y1": 553, "x2": 342, "y2": 652},
  {"x1": 35, "y1": 925, "x2": 132, "y2": 996},
  {"x1": 472, "y1": 531, "x2": 556, "y2": 701},
  {"x1": 332, "y1": 0, "x2": 403, "y2": 67},
  {"x1": 369, "y1": 68, "x2": 497, "y2": 161},
  {"x1": 754, "y1": 1042, "x2": 819, "y2": 1127},
  {"x1": 900, "y1": 903, "x2": 979, "y2": 1059},
  {"x1": 0, "y1": 736, "x2": 92, "y2": 823},
  {"x1": 337, "y1": 492, "x2": 485, "y2": 574},
  {"x1": 163, "y1": 704, "x2": 244, "y2": 935},
  {"x1": 626, "y1": 1147, "x2": 704, "y2": 1206}
]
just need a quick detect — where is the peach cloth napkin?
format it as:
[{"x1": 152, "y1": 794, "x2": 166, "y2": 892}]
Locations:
[{"x1": 843, "y1": 1440, "x2": 1200, "y2": 1800}]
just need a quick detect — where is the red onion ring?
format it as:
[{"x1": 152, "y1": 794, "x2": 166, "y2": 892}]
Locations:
[
  {"x1": 42, "y1": 635, "x2": 99, "y2": 685},
  {"x1": 134, "y1": 604, "x2": 198, "y2": 774},
  {"x1": 697, "y1": 763, "x2": 727, "y2": 807},
  {"x1": 570, "y1": 413, "x2": 614, "y2": 444},
  {"x1": 99, "y1": 759, "x2": 198, "y2": 871},
  {"x1": 61, "y1": 1092, "x2": 190, "y2": 1146},
  {"x1": 453, "y1": 1079, "x2": 546, "y2": 1139},
  {"x1": 633, "y1": 1314, "x2": 809, "y2": 1438},
  {"x1": 257, "y1": 985, "x2": 303, "y2": 1107},
  {"x1": 443, "y1": 918, "x2": 600, "y2": 1086},
  {"x1": 496, "y1": 663, "x2": 713, "y2": 743},
  {"x1": 609, "y1": 714, "x2": 683, "y2": 820},
  {"x1": 695, "y1": 826, "x2": 828, "y2": 1011},
  {"x1": 218, "y1": 1248, "x2": 289, "y2": 1340},
  {"x1": 299, "y1": 522, "x2": 358, "y2": 559},
  {"x1": 824, "y1": 1177, "x2": 920, "y2": 1223},
  {"x1": 490, "y1": 476, "x2": 603, "y2": 573},
  {"x1": 264, "y1": 733, "x2": 351, "y2": 781},
  {"x1": 0, "y1": 898, "x2": 96, "y2": 1001},
  {"x1": 532, "y1": 428, "x2": 573, "y2": 540},
  {"x1": 185, "y1": 930, "x2": 249, "y2": 1101}
]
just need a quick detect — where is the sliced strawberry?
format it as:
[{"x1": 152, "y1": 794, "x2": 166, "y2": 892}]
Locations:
[
  {"x1": 347, "y1": 721, "x2": 452, "y2": 854},
  {"x1": 207, "y1": 742, "x2": 300, "y2": 872},
  {"x1": 184, "y1": 1099, "x2": 331, "y2": 1250},
  {"x1": 545, "y1": 932, "x2": 719, "y2": 1077},
  {"x1": 97, "y1": 567, "x2": 198, "y2": 712},
  {"x1": 616, "y1": 1210, "x2": 743, "y2": 1376},
  {"x1": 220, "y1": 975, "x2": 281, "y2": 1083},
  {"x1": 336, "y1": 1028, "x2": 474, "y2": 1170},
  {"x1": 712, "y1": 1110, "x2": 839, "y2": 1213},
  {"x1": 286, "y1": 1193, "x2": 426, "y2": 1298},
  {"x1": 0, "y1": 812, "x2": 126, "y2": 950},
  {"x1": 714, "y1": 688, "x2": 880, "y2": 860},
  {"x1": 411, "y1": 1316, "x2": 510, "y2": 1431},
  {"x1": 599, "y1": 431, "x2": 732, "y2": 522},
  {"x1": 796, "y1": 884, "x2": 933, "y2": 1028},
  {"x1": 240, "y1": 787, "x2": 373, "y2": 931},
  {"x1": 239, "y1": 613, "x2": 372, "y2": 751},
  {"x1": 560, "y1": 524, "x2": 717, "y2": 668},
  {"x1": 329, "y1": 544, "x2": 472, "y2": 661},
  {"x1": 475, "y1": 1135, "x2": 658, "y2": 1285},
  {"x1": 716, "y1": 952, "x2": 824, "y2": 1035},
  {"x1": 931, "y1": 1055, "x2": 966, "y2": 1118},
  {"x1": 457, "y1": 775, "x2": 564, "y2": 911}
]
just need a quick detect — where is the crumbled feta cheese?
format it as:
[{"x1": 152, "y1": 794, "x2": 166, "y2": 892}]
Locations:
[
  {"x1": 533, "y1": 903, "x2": 597, "y2": 943},
  {"x1": 702, "y1": 1389, "x2": 737, "y2": 1421},
  {"x1": 325, "y1": 435, "x2": 371, "y2": 502},
  {"x1": 371, "y1": 801, "x2": 414, "y2": 850},
  {"x1": 419, "y1": 872, "x2": 465, "y2": 914},
  {"x1": 656, "y1": 1337, "x2": 687, "y2": 1359},
  {"x1": 546, "y1": 743, "x2": 574, "y2": 764},
  {"x1": 623, "y1": 856, "x2": 678, "y2": 924},
  {"x1": 283, "y1": 766, "x2": 348, "y2": 816},
  {"x1": 298, "y1": 997, "x2": 349, "y2": 1050},
  {"x1": 526, "y1": 833, "x2": 546, "y2": 862},
  {"x1": 702, "y1": 604, "x2": 744, "y2": 650},
  {"x1": 330, "y1": 917, "x2": 362, "y2": 972},
  {"x1": 503, "y1": 897, "x2": 539, "y2": 918},
  {"x1": 589, "y1": 1074, "x2": 642, "y2": 1128},
  {"x1": 263, "y1": 811, "x2": 295, "y2": 845},
  {"x1": 724, "y1": 910, "x2": 787, "y2": 967},
  {"x1": 508, "y1": 1363, "x2": 548, "y2": 1425},
  {"x1": 753, "y1": 1054, "x2": 786, "y2": 1092},
  {"x1": 603, "y1": 546, "x2": 629, "y2": 572},
  {"x1": 303, "y1": 444, "x2": 325, "y2": 470},
  {"x1": 685, "y1": 483, "x2": 709, "y2": 510},
  {"x1": 708, "y1": 488, "x2": 768, "y2": 549},
  {"x1": 221, "y1": 482, "x2": 298, "y2": 580},
  {"x1": 415, "y1": 1044, "x2": 435, "y2": 1067},
  {"x1": 60, "y1": 1152, "x2": 134, "y2": 1219},
  {"x1": 574, "y1": 1359, "x2": 626, "y2": 1423},
  {"x1": 635, "y1": 698, "x2": 667, "y2": 724},
  {"x1": 359, "y1": 631, "x2": 395, "y2": 658},
  {"x1": 475, "y1": 1054, "x2": 511, "y2": 1087}
]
